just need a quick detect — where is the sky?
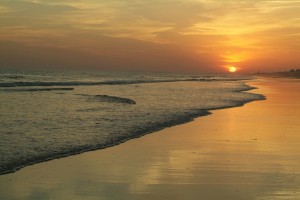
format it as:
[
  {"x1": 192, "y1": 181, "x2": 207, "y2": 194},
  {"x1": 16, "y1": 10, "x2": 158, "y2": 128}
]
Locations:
[{"x1": 0, "y1": 0, "x2": 300, "y2": 73}]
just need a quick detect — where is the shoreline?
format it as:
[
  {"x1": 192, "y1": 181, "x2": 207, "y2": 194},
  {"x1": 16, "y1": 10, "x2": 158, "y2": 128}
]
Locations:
[
  {"x1": 0, "y1": 80, "x2": 264, "y2": 176},
  {"x1": 0, "y1": 77, "x2": 299, "y2": 200}
]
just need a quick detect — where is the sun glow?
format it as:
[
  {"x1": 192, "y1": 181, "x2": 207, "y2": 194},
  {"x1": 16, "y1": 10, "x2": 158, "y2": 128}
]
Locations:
[{"x1": 229, "y1": 66, "x2": 237, "y2": 73}]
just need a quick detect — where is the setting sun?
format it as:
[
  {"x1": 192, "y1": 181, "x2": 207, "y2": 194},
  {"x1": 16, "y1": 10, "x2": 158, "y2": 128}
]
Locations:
[{"x1": 229, "y1": 66, "x2": 237, "y2": 73}]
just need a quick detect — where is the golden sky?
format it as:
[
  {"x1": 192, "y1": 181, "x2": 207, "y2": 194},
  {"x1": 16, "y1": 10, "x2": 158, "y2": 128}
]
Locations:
[{"x1": 0, "y1": 0, "x2": 299, "y2": 73}]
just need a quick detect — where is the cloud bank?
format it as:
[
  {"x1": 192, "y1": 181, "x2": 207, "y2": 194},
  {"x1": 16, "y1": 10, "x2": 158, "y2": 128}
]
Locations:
[{"x1": 0, "y1": 0, "x2": 299, "y2": 72}]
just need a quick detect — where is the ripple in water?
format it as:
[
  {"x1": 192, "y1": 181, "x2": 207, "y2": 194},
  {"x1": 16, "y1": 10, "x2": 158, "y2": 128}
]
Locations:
[{"x1": 0, "y1": 69, "x2": 265, "y2": 174}]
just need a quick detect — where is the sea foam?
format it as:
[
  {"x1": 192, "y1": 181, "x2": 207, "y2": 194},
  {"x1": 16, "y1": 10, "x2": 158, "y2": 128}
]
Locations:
[{"x1": 0, "y1": 70, "x2": 264, "y2": 175}]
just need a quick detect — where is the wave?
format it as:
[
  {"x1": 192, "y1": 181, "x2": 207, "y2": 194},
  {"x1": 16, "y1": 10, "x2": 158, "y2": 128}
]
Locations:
[
  {"x1": 0, "y1": 81, "x2": 98, "y2": 87},
  {"x1": 0, "y1": 78, "x2": 247, "y2": 88},
  {"x1": 0, "y1": 87, "x2": 74, "y2": 92},
  {"x1": 0, "y1": 109, "x2": 211, "y2": 175},
  {"x1": 76, "y1": 94, "x2": 136, "y2": 104},
  {"x1": 0, "y1": 79, "x2": 264, "y2": 176},
  {"x1": 0, "y1": 75, "x2": 24, "y2": 79}
]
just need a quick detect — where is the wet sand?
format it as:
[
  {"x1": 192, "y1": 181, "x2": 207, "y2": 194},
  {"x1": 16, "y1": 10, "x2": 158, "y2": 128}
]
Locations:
[{"x1": 0, "y1": 78, "x2": 299, "y2": 200}]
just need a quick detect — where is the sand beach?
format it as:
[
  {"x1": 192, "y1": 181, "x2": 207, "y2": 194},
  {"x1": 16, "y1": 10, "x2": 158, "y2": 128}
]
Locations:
[{"x1": 0, "y1": 77, "x2": 299, "y2": 200}]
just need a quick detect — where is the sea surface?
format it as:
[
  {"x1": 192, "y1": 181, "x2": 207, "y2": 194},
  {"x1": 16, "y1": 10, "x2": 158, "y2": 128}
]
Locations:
[{"x1": 0, "y1": 69, "x2": 264, "y2": 174}]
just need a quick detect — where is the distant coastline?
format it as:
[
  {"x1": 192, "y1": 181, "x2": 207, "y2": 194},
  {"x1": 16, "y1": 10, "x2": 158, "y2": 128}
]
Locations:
[{"x1": 255, "y1": 69, "x2": 300, "y2": 79}]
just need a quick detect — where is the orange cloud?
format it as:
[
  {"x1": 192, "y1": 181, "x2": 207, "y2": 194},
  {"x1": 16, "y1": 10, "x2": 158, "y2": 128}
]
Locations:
[{"x1": 0, "y1": 0, "x2": 299, "y2": 72}]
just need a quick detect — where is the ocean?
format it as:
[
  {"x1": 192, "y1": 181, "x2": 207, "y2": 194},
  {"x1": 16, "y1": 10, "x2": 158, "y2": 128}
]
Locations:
[{"x1": 0, "y1": 69, "x2": 264, "y2": 174}]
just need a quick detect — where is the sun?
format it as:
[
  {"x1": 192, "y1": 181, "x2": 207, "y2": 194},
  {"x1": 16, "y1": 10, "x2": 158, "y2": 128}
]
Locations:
[{"x1": 228, "y1": 66, "x2": 237, "y2": 73}]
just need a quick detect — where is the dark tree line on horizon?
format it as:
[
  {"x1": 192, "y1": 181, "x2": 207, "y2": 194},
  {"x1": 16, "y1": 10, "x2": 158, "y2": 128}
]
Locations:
[{"x1": 256, "y1": 68, "x2": 300, "y2": 78}]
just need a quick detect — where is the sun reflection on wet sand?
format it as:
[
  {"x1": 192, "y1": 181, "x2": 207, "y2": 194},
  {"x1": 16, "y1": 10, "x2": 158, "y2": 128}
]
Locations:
[{"x1": 0, "y1": 78, "x2": 299, "y2": 200}]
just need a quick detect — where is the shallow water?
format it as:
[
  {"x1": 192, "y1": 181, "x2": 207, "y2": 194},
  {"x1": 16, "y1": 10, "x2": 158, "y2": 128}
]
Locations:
[
  {"x1": 0, "y1": 78, "x2": 298, "y2": 200},
  {"x1": 0, "y1": 69, "x2": 263, "y2": 174}
]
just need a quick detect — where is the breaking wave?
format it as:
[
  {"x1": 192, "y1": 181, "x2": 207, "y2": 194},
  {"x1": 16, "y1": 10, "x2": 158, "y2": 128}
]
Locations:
[
  {"x1": 0, "y1": 70, "x2": 264, "y2": 175},
  {"x1": 0, "y1": 87, "x2": 74, "y2": 92},
  {"x1": 0, "y1": 78, "x2": 246, "y2": 88}
]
